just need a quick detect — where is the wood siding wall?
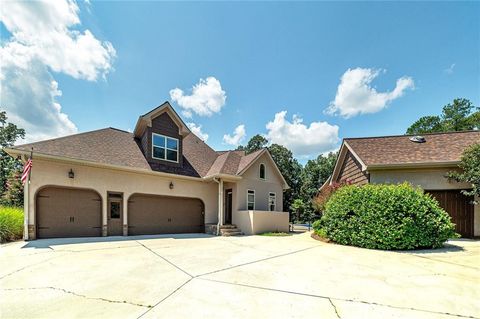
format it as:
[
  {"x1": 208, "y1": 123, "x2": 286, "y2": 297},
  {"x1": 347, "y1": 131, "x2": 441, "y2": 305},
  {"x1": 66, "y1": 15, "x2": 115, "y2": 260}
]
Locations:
[
  {"x1": 140, "y1": 112, "x2": 183, "y2": 168},
  {"x1": 336, "y1": 151, "x2": 369, "y2": 185}
]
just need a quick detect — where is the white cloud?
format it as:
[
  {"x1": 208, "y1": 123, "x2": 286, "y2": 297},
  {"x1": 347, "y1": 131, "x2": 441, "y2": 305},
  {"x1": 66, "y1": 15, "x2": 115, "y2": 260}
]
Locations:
[
  {"x1": 0, "y1": 0, "x2": 116, "y2": 142},
  {"x1": 326, "y1": 68, "x2": 414, "y2": 118},
  {"x1": 444, "y1": 63, "x2": 455, "y2": 75},
  {"x1": 266, "y1": 111, "x2": 339, "y2": 158},
  {"x1": 186, "y1": 122, "x2": 209, "y2": 142},
  {"x1": 223, "y1": 124, "x2": 246, "y2": 146},
  {"x1": 170, "y1": 77, "x2": 226, "y2": 118}
]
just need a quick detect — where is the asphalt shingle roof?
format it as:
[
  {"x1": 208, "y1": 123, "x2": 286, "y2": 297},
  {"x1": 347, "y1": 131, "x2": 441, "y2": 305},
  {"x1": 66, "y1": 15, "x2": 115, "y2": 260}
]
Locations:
[
  {"x1": 345, "y1": 131, "x2": 480, "y2": 167},
  {"x1": 12, "y1": 127, "x2": 266, "y2": 178}
]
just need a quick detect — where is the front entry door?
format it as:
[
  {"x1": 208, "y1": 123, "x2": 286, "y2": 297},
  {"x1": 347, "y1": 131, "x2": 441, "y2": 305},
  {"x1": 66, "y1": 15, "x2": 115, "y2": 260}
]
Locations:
[
  {"x1": 225, "y1": 189, "x2": 233, "y2": 224},
  {"x1": 108, "y1": 198, "x2": 123, "y2": 236}
]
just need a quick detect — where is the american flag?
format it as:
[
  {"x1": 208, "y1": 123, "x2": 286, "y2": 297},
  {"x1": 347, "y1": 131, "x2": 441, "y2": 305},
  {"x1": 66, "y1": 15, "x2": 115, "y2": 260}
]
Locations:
[{"x1": 21, "y1": 157, "x2": 32, "y2": 185}]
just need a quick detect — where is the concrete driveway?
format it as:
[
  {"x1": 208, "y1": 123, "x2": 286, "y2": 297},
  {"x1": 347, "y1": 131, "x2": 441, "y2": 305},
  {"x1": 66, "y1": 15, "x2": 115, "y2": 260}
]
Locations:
[{"x1": 1, "y1": 232, "x2": 479, "y2": 319}]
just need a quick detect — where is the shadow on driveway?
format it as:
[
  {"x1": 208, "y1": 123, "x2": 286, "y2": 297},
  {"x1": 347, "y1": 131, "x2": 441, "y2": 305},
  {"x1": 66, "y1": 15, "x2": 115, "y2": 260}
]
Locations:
[{"x1": 21, "y1": 233, "x2": 215, "y2": 250}]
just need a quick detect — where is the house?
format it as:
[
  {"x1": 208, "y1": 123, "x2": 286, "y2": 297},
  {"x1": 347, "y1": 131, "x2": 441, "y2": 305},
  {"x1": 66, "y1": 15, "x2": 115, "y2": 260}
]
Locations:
[
  {"x1": 325, "y1": 131, "x2": 480, "y2": 238},
  {"x1": 5, "y1": 102, "x2": 290, "y2": 240}
]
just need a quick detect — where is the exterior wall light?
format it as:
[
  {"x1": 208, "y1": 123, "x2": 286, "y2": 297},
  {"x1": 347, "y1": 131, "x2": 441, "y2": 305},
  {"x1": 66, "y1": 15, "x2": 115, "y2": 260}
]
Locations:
[
  {"x1": 169, "y1": 181, "x2": 174, "y2": 189},
  {"x1": 68, "y1": 169, "x2": 75, "y2": 179}
]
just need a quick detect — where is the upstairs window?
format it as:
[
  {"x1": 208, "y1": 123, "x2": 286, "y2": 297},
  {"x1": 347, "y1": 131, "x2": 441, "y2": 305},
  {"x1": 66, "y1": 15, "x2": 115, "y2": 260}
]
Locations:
[
  {"x1": 152, "y1": 133, "x2": 178, "y2": 162},
  {"x1": 268, "y1": 192, "x2": 276, "y2": 211},
  {"x1": 247, "y1": 190, "x2": 255, "y2": 210},
  {"x1": 259, "y1": 163, "x2": 266, "y2": 180}
]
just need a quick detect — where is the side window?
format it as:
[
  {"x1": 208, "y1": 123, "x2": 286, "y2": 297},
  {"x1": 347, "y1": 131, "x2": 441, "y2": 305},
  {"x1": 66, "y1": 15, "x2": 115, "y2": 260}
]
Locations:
[
  {"x1": 268, "y1": 192, "x2": 276, "y2": 211},
  {"x1": 247, "y1": 190, "x2": 255, "y2": 210},
  {"x1": 152, "y1": 133, "x2": 179, "y2": 162},
  {"x1": 259, "y1": 163, "x2": 266, "y2": 180}
]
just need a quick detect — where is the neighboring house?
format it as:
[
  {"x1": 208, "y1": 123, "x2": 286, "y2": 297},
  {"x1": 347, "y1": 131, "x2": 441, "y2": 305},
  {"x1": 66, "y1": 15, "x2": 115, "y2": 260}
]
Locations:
[
  {"x1": 5, "y1": 102, "x2": 289, "y2": 240},
  {"x1": 325, "y1": 131, "x2": 480, "y2": 238}
]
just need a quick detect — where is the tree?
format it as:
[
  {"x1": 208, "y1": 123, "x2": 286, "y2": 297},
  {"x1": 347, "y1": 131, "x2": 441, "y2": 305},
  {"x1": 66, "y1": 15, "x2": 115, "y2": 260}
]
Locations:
[
  {"x1": 406, "y1": 98, "x2": 479, "y2": 134},
  {"x1": 268, "y1": 143, "x2": 303, "y2": 213},
  {"x1": 300, "y1": 152, "x2": 337, "y2": 205},
  {"x1": 2, "y1": 168, "x2": 24, "y2": 207},
  {"x1": 290, "y1": 199, "x2": 306, "y2": 223},
  {"x1": 446, "y1": 143, "x2": 480, "y2": 197},
  {"x1": 406, "y1": 116, "x2": 443, "y2": 135},
  {"x1": 239, "y1": 134, "x2": 268, "y2": 155},
  {"x1": 0, "y1": 111, "x2": 25, "y2": 205}
]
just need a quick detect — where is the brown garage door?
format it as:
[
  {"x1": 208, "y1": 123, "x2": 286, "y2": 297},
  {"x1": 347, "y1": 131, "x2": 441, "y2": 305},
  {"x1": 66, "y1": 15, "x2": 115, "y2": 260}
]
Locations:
[
  {"x1": 427, "y1": 190, "x2": 474, "y2": 238},
  {"x1": 128, "y1": 194, "x2": 204, "y2": 235},
  {"x1": 36, "y1": 187, "x2": 102, "y2": 238}
]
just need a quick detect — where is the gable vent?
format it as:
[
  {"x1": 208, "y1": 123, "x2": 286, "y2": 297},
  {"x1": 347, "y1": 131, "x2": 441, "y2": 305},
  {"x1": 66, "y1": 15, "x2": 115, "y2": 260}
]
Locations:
[{"x1": 409, "y1": 136, "x2": 426, "y2": 143}]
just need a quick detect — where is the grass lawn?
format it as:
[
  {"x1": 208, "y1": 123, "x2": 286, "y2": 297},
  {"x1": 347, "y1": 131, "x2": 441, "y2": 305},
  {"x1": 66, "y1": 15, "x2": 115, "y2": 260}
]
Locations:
[
  {"x1": 259, "y1": 232, "x2": 291, "y2": 237},
  {"x1": 0, "y1": 206, "x2": 23, "y2": 243}
]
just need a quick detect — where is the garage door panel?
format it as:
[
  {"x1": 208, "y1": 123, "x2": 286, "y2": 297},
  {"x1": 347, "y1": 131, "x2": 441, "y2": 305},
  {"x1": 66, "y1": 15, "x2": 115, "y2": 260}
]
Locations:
[
  {"x1": 427, "y1": 190, "x2": 474, "y2": 238},
  {"x1": 128, "y1": 194, "x2": 204, "y2": 236},
  {"x1": 37, "y1": 187, "x2": 102, "y2": 238}
]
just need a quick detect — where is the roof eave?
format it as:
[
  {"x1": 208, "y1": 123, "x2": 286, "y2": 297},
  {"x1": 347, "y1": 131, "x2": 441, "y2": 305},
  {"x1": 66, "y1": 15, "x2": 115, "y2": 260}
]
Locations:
[
  {"x1": 4, "y1": 147, "x2": 207, "y2": 182},
  {"x1": 366, "y1": 161, "x2": 461, "y2": 171}
]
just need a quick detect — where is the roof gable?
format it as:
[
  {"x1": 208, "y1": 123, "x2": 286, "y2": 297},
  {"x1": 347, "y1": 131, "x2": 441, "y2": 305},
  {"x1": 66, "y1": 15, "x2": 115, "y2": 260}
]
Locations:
[{"x1": 134, "y1": 101, "x2": 190, "y2": 138}]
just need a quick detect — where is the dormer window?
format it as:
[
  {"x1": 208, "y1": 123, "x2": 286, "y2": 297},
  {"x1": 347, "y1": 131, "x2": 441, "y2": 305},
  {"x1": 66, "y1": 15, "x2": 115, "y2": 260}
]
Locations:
[
  {"x1": 259, "y1": 163, "x2": 266, "y2": 180},
  {"x1": 152, "y1": 133, "x2": 178, "y2": 162}
]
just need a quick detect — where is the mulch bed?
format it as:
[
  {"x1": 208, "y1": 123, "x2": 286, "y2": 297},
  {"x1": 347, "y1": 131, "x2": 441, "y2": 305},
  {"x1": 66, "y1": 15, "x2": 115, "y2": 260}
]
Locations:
[{"x1": 310, "y1": 232, "x2": 332, "y2": 243}]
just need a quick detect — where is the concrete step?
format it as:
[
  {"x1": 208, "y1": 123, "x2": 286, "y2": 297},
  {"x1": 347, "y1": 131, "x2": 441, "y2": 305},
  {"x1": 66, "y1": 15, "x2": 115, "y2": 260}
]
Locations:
[
  {"x1": 221, "y1": 231, "x2": 243, "y2": 236},
  {"x1": 219, "y1": 224, "x2": 237, "y2": 229}
]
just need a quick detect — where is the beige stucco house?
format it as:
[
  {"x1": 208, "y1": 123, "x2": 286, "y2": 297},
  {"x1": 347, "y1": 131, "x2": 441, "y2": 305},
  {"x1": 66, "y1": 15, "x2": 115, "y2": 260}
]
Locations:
[
  {"x1": 325, "y1": 131, "x2": 480, "y2": 238},
  {"x1": 5, "y1": 102, "x2": 290, "y2": 240}
]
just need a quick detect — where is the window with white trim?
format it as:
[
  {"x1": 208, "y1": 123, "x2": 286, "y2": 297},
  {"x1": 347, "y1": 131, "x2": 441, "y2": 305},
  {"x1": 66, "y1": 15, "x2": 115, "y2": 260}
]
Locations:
[
  {"x1": 247, "y1": 190, "x2": 255, "y2": 210},
  {"x1": 268, "y1": 192, "x2": 276, "y2": 211},
  {"x1": 152, "y1": 133, "x2": 179, "y2": 162},
  {"x1": 259, "y1": 163, "x2": 266, "y2": 180}
]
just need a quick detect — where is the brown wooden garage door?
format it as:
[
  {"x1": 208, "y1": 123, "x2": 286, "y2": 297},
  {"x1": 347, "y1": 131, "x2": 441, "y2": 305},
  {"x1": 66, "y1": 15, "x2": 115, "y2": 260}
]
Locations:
[
  {"x1": 128, "y1": 194, "x2": 204, "y2": 235},
  {"x1": 427, "y1": 190, "x2": 474, "y2": 238},
  {"x1": 36, "y1": 187, "x2": 102, "y2": 238}
]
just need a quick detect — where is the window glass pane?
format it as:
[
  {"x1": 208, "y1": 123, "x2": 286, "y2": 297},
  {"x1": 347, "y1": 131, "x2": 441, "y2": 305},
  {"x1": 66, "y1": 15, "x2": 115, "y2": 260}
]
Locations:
[
  {"x1": 167, "y1": 138, "x2": 178, "y2": 150},
  {"x1": 153, "y1": 146, "x2": 165, "y2": 159},
  {"x1": 153, "y1": 134, "x2": 165, "y2": 147},
  {"x1": 248, "y1": 203, "x2": 254, "y2": 210},
  {"x1": 110, "y1": 202, "x2": 120, "y2": 219},
  {"x1": 166, "y1": 149, "x2": 178, "y2": 162},
  {"x1": 248, "y1": 194, "x2": 254, "y2": 202},
  {"x1": 260, "y1": 164, "x2": 265, "y2": 179}
]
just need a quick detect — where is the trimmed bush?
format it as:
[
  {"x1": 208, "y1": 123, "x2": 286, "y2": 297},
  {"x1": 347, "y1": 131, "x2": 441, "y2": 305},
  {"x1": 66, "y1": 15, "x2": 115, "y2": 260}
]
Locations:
[
  {"x1": 0, "y1": 206, "x2": 24, "y2": 243},
  {"x1": 319, "y1": 183, "x2": 457, "y2": 250}
]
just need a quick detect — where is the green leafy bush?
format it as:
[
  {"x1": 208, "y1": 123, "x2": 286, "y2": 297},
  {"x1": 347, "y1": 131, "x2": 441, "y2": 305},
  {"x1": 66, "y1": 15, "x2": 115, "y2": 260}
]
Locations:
[
  {"x1": 312, "y1": 220, "x2": 327, "y2": 238},
  {"x1": 320, "y1": 183, "x2": 457, "y2": 250},
  {"x1": 0, "y1": 206, "x2": 23, "y2": 243}
]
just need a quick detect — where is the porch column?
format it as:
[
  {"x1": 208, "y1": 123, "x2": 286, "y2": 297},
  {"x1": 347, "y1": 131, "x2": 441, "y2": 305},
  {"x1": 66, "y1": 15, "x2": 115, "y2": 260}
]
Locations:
[
  {"x1": 102, "y1": 193, "x2": 108, "y2": 236},
  {"x1": 123, "y1": 194, "x2": 128, "y2": 236},
  {"x1": 218, "y1": 178, "x2": 224, "y2": 226}
]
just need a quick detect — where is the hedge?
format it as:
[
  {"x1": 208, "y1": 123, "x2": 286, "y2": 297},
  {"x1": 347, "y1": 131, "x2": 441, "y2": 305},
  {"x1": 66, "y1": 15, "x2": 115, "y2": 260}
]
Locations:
[
  {"x1": 0, "y1": 206, "x2": 24, "y2": 243},
  {"x1": 314, "y1": 183, "x2": 457, "y2": 250}
]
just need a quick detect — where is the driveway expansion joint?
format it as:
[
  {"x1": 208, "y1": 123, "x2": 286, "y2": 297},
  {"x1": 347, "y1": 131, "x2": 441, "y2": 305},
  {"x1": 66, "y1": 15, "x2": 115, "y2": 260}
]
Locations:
[
  {"x1": 137, "y1": 278, "x2": 193, "y2": 319},
  {"x1": 135, "y1": 240, "x2": 194, "y2": 278}
]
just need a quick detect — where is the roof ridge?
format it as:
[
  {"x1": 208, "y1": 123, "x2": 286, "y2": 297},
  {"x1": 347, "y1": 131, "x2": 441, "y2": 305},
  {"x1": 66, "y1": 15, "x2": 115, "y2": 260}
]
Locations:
[
  {"x1": 14, "y1": 127, "x2": 127, "y2": 149},
  {"x1": 344, "y1": 129, "x2": 479, "y2": 140}
]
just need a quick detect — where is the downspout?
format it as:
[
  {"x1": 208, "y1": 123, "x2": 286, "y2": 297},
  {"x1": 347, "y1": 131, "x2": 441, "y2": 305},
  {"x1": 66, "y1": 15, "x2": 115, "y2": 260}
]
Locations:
[{"x1": 213, "y1": 177, "x2": 223, "y2": 236}]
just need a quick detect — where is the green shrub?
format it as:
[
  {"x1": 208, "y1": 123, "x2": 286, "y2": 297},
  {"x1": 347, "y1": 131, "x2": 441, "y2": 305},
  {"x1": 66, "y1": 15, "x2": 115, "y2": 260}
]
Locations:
[
  {"x1": 0, "y1": 206, "x2": 24, "y2": 243},
  {"x1": 321, "y1": 183, "x2": 458, "y2": 250}
]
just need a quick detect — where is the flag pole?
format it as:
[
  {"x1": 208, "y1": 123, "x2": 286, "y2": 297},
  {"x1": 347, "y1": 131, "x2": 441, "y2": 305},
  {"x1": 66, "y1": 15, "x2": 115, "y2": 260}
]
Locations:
[{"x1": 23, "y1": 148, "x2": 33, "y2": 240}]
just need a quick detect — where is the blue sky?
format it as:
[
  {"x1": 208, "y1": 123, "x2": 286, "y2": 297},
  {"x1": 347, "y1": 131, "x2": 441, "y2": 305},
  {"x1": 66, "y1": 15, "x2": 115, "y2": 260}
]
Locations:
[{"x1": 1, "y1": 1, "x2": 479, "y2": 163}]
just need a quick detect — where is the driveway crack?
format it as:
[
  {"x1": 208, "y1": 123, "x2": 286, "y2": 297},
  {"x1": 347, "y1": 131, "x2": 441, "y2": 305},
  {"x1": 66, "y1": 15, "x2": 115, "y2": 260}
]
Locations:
[
  {"x1": 197, "y1": 277, "x2": 479, "y2": 319},
  {"x1": 0, "y1": 254, "x2": 65, "y2": 280},
  {"x1": 2, "y1": 287, "x2": 150, "y2": 308}
]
